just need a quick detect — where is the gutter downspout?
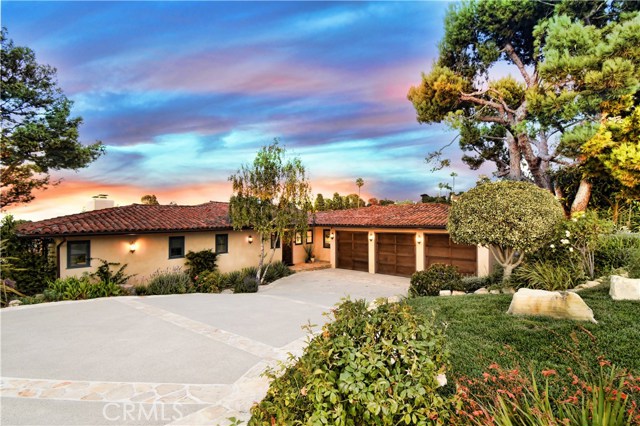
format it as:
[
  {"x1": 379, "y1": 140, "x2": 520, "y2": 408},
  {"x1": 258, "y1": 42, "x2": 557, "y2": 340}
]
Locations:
[{"x1": 55, "y1": 238, "x2": 66, "y2": 279}]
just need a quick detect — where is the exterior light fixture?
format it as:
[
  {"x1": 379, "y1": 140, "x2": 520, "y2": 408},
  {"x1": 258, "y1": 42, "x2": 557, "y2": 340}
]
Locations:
[
  {"x1": 369, "y1": 233, "x2": 374, "y2": 242},
  {"x1": 330, "y1": 233, "x2": 335, "y2": 240},
  {"x1": 129, "y1": 241, "x2": 138, "y2": 253},
  {"x1": 416, "y1": 235, "x2": 422, "y2": 244},
  {"x1": 248, "y1": 235, "x2": 253, "y2": 244}
]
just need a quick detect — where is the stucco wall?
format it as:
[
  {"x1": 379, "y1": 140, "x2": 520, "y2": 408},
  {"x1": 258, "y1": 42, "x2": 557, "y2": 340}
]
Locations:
[{"x1": 58, "y1": 230, "x2": 281, "y2": 284}]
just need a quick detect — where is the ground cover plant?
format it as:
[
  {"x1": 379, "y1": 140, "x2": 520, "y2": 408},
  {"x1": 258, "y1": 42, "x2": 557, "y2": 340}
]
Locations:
[
  {"x1": 42, "y1": 276, "x2": 122, "y2": 301},
  {"x1": 407, "y1": 284, "x2": 640, "y2": 389}
]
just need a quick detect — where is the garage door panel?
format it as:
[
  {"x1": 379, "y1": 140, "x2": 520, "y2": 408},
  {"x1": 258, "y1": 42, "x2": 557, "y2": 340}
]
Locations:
[
  {"x1": 425, "y1": 233, "x2": 477, "y2": 276},
  {"x1": 375, "y1": 233, "x2": 416, "y2": 277},
  {"x1": 336, "y1": 231, "x2": 369, "y2": 273}
]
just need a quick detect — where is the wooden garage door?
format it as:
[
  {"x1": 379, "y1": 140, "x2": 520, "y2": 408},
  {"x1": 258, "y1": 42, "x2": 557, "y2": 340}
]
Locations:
[
  {"x1": 424, "y1": 234, "x2": 477, "y2": 275},
  {"x1": 336, "y1": 231, "x2": 369, "y2": 272},
  {"x1": 376, "y1": 233, "x2": 416, "y2": 277}
]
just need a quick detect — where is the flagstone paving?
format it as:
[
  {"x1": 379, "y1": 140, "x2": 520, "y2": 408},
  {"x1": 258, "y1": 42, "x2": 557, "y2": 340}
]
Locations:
[{"x1": 1, "y1": 269, "x2": 408, "y2": 425}]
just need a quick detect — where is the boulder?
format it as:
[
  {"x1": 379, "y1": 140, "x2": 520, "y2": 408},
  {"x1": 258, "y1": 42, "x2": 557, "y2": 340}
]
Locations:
[
  {"x1": 8, "y1": 300, "x2": 22, "y2": 307},
  {"x1": 502, "y1": 287, "x2": 516, "y2": 294},
  {"x1": 439, "y1": 290, "x2": 452, "y2": 296},
  {"x1": 507, "y1": 288, "x2": 597, "y2": 323},
  {"x1": 489, "y1": 289, "x2": 501, "y2": 295},
  {"x1": 451, "y1": 291, "x2": 466, "y2": 296},
  {"x1": 610, "y1": 275, "x2": 640, "y2": 301},
  {"x1": 474, "y1": 287, "x2": 489, "y2": 294}
]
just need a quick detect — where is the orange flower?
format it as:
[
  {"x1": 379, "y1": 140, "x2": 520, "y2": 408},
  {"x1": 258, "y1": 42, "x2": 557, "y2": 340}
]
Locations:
[{"x1": 542, "y1": 369, "x2": 557, "y2": 377}]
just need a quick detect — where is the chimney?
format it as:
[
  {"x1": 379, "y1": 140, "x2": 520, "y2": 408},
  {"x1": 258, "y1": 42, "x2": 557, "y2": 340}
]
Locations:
[{"x1": 84, "y1": 194, "x2": 115, "y2": 211}]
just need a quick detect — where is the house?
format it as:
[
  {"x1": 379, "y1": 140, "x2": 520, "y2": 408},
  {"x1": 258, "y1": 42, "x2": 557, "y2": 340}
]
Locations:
[{"x1": 17, "y1": 200, "x2": 492, "y2": 281}]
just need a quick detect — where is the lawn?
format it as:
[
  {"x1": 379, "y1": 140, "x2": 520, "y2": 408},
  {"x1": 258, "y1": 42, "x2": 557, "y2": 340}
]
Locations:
[{"x1": 408, "y1": 284, "x2": 640, "y2": 383}]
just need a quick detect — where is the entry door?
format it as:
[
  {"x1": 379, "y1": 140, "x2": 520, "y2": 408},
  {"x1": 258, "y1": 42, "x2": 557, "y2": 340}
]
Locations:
[{"x1": 282, "y1": 232, "x2": 294, "y2": 266}]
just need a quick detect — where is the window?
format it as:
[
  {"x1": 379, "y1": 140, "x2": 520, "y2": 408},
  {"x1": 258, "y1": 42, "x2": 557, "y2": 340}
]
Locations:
[
  {"x1": 323, "y1": 229, "x2": 331, "y2": 249},
  {"x1": 306, "y1": 230, "x2": 313, "y2": 244},
  {"x1": 67, "y1": 240, "x2": 90, "y2": 268},
  {"x1": 295, "y1": 231, "x2": 302, "y2": 245},
  {"x1": 270, "y1": 233, "x2": 281, "y2": 249},
  {"x1": 169, "y1": 236, "x2": 185, "y2": 259},
  {"x1": 216, "y1": 234, "x2": 229, "y2": 254}
]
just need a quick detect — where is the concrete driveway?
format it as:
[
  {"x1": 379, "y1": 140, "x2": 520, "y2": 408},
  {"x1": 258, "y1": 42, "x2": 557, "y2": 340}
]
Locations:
[{"x1": 0, "y1": 269, "x2": 408, "y2": 426}]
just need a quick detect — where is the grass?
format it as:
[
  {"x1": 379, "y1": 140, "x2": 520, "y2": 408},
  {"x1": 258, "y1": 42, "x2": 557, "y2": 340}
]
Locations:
[{"x1": 407, "y1": 283, "x2": 640, "y2": 383}]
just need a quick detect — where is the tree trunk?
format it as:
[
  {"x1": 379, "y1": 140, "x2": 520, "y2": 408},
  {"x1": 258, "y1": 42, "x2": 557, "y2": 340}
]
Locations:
[
  {"x1": 507, "y1": 132, "x2": 522, "y2": 180},
  {"x1": 570, "y1": 179, "x2": 592, "y2": 214},
  {"x1": 257, "y1": 237, "x2": 265, "y2": 283}
]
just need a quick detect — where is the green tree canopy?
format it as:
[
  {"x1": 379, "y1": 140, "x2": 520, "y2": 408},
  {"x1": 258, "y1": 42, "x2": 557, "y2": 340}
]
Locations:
[
  {"x1": 448, "y1": 181, "x2": 565, "y2": 280},
  {"x1": 229, "y1": 140, "x2": 311, "y2": 285},
  {"x1": 1, "y1": 29, "x2": 104, "y2": 208},
  {"x1": 140, "y1": 194, "x2": 160, "y2": 205},
  {"x1": 408, "y1": 1, "x2": 640, "y2": 212}
]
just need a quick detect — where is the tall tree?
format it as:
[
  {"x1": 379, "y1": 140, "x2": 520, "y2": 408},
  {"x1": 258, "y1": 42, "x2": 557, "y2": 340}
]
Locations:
[
  {"x1": 1, "y1": 29, "x2": 104, "y2": 208},
  {"x1": 229, "y1": 140, "x2": 311, "y2": 285},
  {"x1": 332, "y1": 192, "x2": 344, "y2": 210},
  {"x1": 314, "y1": 193, "x2": 326, "y2": 211},
  {"x1": 355, "y1": 177, "x2": 364, "y2": 208},
  {"x1": 140, "y1": 194, "x2": 159, "y2": 205},
  {"x1": 407, "y1": 1, "x2": 640, "y2": 212}
]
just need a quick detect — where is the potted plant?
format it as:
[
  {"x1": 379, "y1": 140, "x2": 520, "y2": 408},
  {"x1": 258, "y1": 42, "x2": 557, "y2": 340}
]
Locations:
[{"x1": 304, "y1": 245, "x2": 314, "y2": 263}]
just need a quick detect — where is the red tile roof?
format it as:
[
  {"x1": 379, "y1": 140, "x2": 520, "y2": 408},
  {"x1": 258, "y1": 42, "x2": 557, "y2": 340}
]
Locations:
[
  {"x1": 17, "y1": 201, "x2": 449, "y2": 237},
  {"x1": 17, "y1": 202, "x2": 232, "y2": 237},
  {"x1": 313, "y1": 203, "x2": 449, "y2": 229}
]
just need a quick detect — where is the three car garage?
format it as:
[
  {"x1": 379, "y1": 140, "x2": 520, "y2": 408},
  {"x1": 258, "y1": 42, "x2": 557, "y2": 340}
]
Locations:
[
  {"x1": 315, "y1": 203, "x2": 486, "y2": 278},
  {"x1": 335, "y1": 230, "x2": 478, "y2": 278}
]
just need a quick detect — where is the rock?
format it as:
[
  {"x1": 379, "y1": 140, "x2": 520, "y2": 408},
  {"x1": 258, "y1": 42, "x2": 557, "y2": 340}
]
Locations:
[
  {"x1": 451, "y1": 291, "x2": 466, "y2": 296},
  {"x1": 571, "y1": 280, "x2": 601, "y2": 292},
  {"x1": 474, "y1": 288, "x2": 489, "y2": 294},
  {"x1": 221, "y1": 289, "x2": 233, "y2": 294},
  {"x1": 439, "y1": 290, "x2": 452, "y2": 296},
  {"x1": 367, "y1": 296, "x2": 402, "y2": 311},
  {"x1": 610, "y1": 275, "x2": 640, "y2": 301},
  {"x1": 502, "y1": 287, "x2": 516, "y2": 294},
  {"x1": 8, "y1": 300, "x2": 22, "y2": 307},
  {"x1": 507, "y1": 288, "x2": 597, "y2": 323},
  {"x1": 489, "y1": 289, "x2": 501, "y2": 295}
]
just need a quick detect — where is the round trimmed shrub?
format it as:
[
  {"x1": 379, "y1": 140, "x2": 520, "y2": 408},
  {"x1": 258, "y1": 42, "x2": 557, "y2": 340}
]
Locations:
[
  {"x1": 409, "y1": 264, "x2": 462, "y2": 297},
  {"x1": 249, "y1": 299, "x2": 452, "y2": 425},
  {"x1": 448, "y1": 181, "x2": 565, "y2": 279}
]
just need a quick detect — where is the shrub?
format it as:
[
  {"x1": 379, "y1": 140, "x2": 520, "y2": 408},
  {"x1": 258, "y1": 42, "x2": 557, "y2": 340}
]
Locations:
[
  {"x1": 91, "y1": 259, "x2": 134, "y2": 286},
  {"x1": 193, "y1": 270, "x2": 221, "y2": 293},
  {"x1": 44, "y1": 276, "x2": 122, "y2": 301},
  {"x1": 235, "y1": 276, "x2": 259, "y2": 293},
  {"x1": 146, "y1": 268, "x2": 191, "y2": 295},
  {"x1": 460, "y1": 276, "x2": 487, "y2": 293},
  {"x1": 514, "y1": 261, "x2": 582, "y2": 291},
  {"x1": 224, "y1": 270, "x2": 242, "y2": 290},
  {"x1": 250, "y1": 299, "x2": 452, "y2": 425},
  {"x1": 185, "y1": 249, "x2": 218, "y2": 280},
  {"x1": 261, "y1": 261, "x2": 293, "y2": 283},
  {"x1": 596, "y1": 233, "x2": 640, "y2": 277},
  {"x1": 409, "y1": 264, "x2": 462, "y2": 297},
  {"x1": 448, "y1": 181, "x2": 565, "y2": 280},
  {"x1": 1, "y1": 215, "x2": 56, "y2": 295},
  {"x1": 133, "y1": 284, "x2": 148, "y2": 296}
]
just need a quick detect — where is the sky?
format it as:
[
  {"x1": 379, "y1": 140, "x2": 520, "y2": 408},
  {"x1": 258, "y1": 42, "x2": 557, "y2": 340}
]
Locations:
[{"x1": 2, "y1": 1, "x2": 495, "y2": 221}]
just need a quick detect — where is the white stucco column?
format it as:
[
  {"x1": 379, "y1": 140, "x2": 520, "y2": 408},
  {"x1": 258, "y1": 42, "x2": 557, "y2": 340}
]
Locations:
[
  {"x1": 477, "y1": 246, "x2": 491, "y2": 277},
  {"x1": 330, "y1": 228, "x2": 336, "y2": 269},
  {"x1": 415, "y1": 231, "x2": 425, "y2": 271},
  {"x1": 368, "y1": 231, "x2": 376, "y2": 274}
]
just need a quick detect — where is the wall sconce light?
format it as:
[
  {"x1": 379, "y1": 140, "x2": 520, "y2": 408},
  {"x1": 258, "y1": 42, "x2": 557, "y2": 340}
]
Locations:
[
  {"x1": 416, "y1": 235, "x2": 422, "y2": 244},
  {"x1": 247, "y1": 235, "x2": 253, "y2": 244},
  {"x1": 369, "y1": 233, "x2": 374, "y2": 242},
  {"x1": 129, "y1": 241, "x2": 138, "y2": 253},
  {"x1": 330, "y1": 233, "x2": 335, "y2": 240}
]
